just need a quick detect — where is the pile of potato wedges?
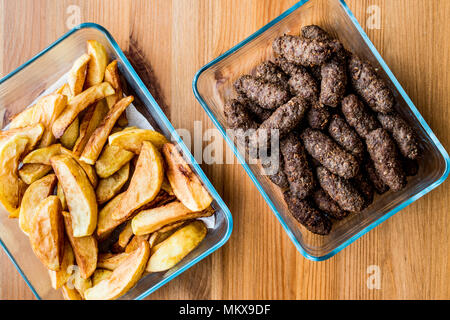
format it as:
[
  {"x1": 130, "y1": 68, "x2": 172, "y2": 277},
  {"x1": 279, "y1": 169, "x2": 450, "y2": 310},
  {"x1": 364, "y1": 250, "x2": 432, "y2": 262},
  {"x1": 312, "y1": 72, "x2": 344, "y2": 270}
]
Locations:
[{"x1": 0, "y1": 40, "x2": 214, "y2": 300}]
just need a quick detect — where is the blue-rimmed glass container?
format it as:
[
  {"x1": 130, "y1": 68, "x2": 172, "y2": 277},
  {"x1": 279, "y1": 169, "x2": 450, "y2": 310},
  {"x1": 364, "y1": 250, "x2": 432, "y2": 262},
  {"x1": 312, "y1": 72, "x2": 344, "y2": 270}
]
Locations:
[
  {"x1": 0, "y1": 23, "x2": 233, "y2": 299},
  {"x1": 193, "y1": 0, "x2": 449, "y2": 261}
]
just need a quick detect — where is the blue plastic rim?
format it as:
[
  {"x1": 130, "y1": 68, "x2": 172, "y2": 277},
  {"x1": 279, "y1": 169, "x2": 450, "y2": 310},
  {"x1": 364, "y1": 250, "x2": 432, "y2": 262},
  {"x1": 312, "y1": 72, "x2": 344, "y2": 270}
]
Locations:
[
  {"x1": 192, "y1": 0, "x2": 450, "y2": 261},
  {"x1": 0, "y1": 22, "x2": 233, "y2": 300}
]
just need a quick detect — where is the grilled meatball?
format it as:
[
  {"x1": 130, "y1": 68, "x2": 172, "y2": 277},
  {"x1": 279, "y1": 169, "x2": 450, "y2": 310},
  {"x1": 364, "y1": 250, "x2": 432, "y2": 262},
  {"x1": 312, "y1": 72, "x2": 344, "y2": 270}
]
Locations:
[
  {"x1": 262, "y1": 153, "x2": 289, "y2": 189},
  {"x1": 236, "y1": 94, "x2": 272, "y2": 123},
  {"x1": 301, "y1": 25, "x2": 330, "y2": 41},
  {"x1": 307, "y1": 102, "x2": 330, "y2": 130},
  {"x1": 341, "y1": 94, "x2": 380, "y2": 138},
  {"x1": 312, "y1": 189, "x2": 349, "y2": 220},
  {"x1": 284, "y1": 191, "x2": 332, "y2": 235},
  {"x1": 301, "y1": 128, "x2": 359, "y2": 179},
  {"x1": 255, "y1": 61, "x2": 289, "y2": 90},
  {"x1": 366, "y1": 159, "x2": 389, "y2": 194},
  {"x1": 352, "y1": 172, "x2": 374, "y2": 207},
  {"x1": 234, "y1": 75, "x2": 290, "y2": 110},
  {"x1": 320, "y1": 58, "x2": 347, "y2": 107},
  {"x1": 328, "y1": 114, "x2": 364, "y2": 159},
  {"x1": 280, "y1": 133, "x2": 315, "y2": 200},
  {"x1": 348, "y1": 54, "x2": 394, "y2": 114},
  {"x1": 316, "y1": 166, "x2": 365, "y2": 213},
  {"x1": 273, "y1": 35, "x2": 334, "y2": 67},
  {"x1": 377, "y1": 112, "x2": 419, "y2": 160},
  {"x1": 288, "y1": 66, "x2": 319, "y2": 102},
  {"x1": 365, "y1": 128, "x2": 406, "y2": 192}
]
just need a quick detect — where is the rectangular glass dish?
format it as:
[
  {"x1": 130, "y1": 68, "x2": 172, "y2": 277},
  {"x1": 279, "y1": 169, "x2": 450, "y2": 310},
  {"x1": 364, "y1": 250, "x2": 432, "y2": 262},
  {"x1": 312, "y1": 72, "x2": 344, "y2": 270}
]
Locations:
[
  {"x1": 193, "y1": 0, "x2": 449, "y2": 261},
  {"x1": 0, "y1": 23, "x2": 233, "y2": 299}
]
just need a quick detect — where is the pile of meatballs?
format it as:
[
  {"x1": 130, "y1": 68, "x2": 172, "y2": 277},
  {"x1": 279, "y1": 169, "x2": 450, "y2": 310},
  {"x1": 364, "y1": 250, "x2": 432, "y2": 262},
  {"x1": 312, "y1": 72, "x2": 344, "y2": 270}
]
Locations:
[{"x1": 224, "y1": 25, "x2": 419, "y2": 236}]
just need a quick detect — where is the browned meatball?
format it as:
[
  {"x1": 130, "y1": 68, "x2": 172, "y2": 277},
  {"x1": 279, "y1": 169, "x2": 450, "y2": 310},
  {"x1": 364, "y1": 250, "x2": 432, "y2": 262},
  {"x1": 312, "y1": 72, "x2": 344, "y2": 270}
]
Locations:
[
  {"x1": 341, "y1": 94, "x2": 380, "y2": 138},
  {"x1": 377, "y1": 112, "x2": 419, "y2": 160},
  {"x1": 272, "y1": 35, "x2": 334, "y2": 67},
  {"x1": 351, "y1": 172, "x2": 374, "y2": 207},
  {"x1": 365, "y1": 159, "x2": 389, "y2": 194},
  {"x1": 301, "y1": 25, "x2": 330, "y2": 41},
  {"x1": 236, "y1": 93, "x2": 272, "y2": 123},
  {"x1": 365, "y1": 128, "x2": 406, "y2": 192},
  {"x1": 307, "y1": 102, "x2": 330, "y2": 130},
  {"x1": 262, "y1": 154, "x2": 289, "y2": 189},
  {"x1": 312, "y1": 189, "x2": 349, "y2": 220},
  {"x1": 316, "y1": 166, "x2": 365, "y2": 213},
  {"x1": 328, "y1": 114, "x2": 364, "y2": 159},
  {"x1": 255, "y1": 61, "x2": 290, "y2": 91},
  {"x1": 234, "y1": 75, "x2": 290, "y2": 110},
  {"x1": 224, "y1": 99, "x2": 258, "y2": 131},
  {"x1": 284, "y1": 191, "x2": 332, "y2": 235},
  {"x1": 301, "y1": 128, "x2": 359, "y2": 179},
  {"x1": 348, "y1": 55, "x2": 394, "y2": 114},
  {"x1": 280, "y1": 134, "x2": 315, "y2": 200},
  {"x1": 320, "y1": 58, "x2": 347, "y2": 107}
]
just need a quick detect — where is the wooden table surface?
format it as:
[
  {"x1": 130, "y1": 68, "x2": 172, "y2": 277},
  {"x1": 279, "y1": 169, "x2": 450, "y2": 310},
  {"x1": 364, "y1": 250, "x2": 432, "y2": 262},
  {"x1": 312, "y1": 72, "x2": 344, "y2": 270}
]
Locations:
[{"x1": 1, "y1": 0, "x2": 449, "y2": 300}]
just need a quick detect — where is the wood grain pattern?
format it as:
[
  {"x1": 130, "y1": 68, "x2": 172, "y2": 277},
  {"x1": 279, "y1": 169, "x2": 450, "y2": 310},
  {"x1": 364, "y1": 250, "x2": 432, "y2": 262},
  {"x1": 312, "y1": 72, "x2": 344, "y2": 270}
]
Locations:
[{"x1": 0, "y1": 0, "x2": 449, "y2": 300}]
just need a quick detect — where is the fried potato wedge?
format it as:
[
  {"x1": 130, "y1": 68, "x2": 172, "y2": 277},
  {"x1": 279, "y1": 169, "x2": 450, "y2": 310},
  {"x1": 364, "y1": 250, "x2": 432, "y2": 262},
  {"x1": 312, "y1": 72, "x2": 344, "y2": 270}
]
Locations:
[
  {"x1": 60, "y1": 117, "x2": 79, "y2": 149},
  {"x1": 163, "y1": 143, "x2": 213, "y2": 211},
  {"x1": 0, "y1": 136, "x2": 30, "y2": 213},
  {"x1": 95, "y1": 144, "x2": 134, "y2": 178},
  {"x1": 29, "y1": 196, "x2": 64, "y2": 271},
  {"x1": 97, "y1": 252, "x2": 130, "y2": 271},
  {"x1": 68, "y1": 53, "x2": 91, "y2": 96},
  {"x1": 85, "y1": 40, "x2": 108, "y2": 88},
  {"x1": 61, "y1": 284, "x2": 83, "y2": 300},
  {"x1": 57, "y1": 182, "x2": 67, "y2": 210},
  {"x1": 125, "y1": 234, "x2": 150, "y2": 253},
  {"x1": 54, "y1": 83, "x2": 72, "y2": 98},
  {"x1": 96, "y1": 162, "x2": 129, "y2": 204},
  {"x1": 51, "y1": 155, "x2": 97, "y2": 237},
  {"x1": 63, "y1": 212, "x2": 98, "y2": 279},
  {"x1": 104, "y1": 60, "x2": 127, "y2": 127},
  {"x1": 161, "y1": 177, "x2": 174, "y2": 195},
  {"x1": 23, "y1": 143, "x2": 63, "y2": 165},
  {"x1": 108, "y1": 128, "x2": 169, "y2": 154},
  {"x1": 80, "y1": 96, "x2": 134, "y2": 164},
  {"x1": 96, "y1": 192, "x2": 126, "y2": 240},
  {"x1": 72, "y1": 100, "x2": 108, "y2": 156},
  {"x1": 68, "y1": 265, "x2": 92, "y2": 299},
  {"x1": 59, "y1": 147, "x2": 98, "y2": 187},
  {"x1": 19, "y1": 174, "x2": 58, "y2": 235},
  {"x1": 92, "y1": 269, "x2": 113, "y2": 286},
  {"x1": 0, "y1": 123, "x2": 45, "y2": 153},
  {"x1": 113, "y1": 141, "x2": 164, "y2": 221},
  {"x1": 146, "y1": 221, "x2": 206, "y2": 272},
  {"x1": 145, "y1": 222, "x2": 185, "y2": 250},
  {"x1": 52, "y1": 82, "x2": 115, "y2": 139},
  {"x1": 18, "y1": 164, "x2": 52, "y2": 185},
  {"x1": 85, "y1": 241, "x2": 149, "y2": 300},
  {"x1": 48, "y1": 240, "x2": 75, "y2": 289},
  {"x1": 112, "y1": 221, "x2": 134, "y2": 253},
  {"x1": 132, "y1": 201, "x2": 213, "y2": 236}
]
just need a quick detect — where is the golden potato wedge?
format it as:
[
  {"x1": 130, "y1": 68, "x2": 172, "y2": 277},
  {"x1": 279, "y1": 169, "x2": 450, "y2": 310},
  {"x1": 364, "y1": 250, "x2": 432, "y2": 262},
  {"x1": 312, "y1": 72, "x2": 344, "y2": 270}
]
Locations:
[
  {"x1": 23, "y1": 143, "x2": 62, "y2": 165},
  {"x1": 54, "y1": 83, "x2": 72, "y2": 98},
  {"x1": 50, "y1": 155, "x2": 97, "y2": 237},
  {"x1": 18, "y1": 164, "x2": 52, "y2": 185},
  {"x1": 92, "y1": 269, "x2": 113, "y2": 286},
  {"x1": 72, "y1": 100, "x2": 108, "y2": 156},
  {"x1": 96, "y1": 192, "x2": 126, "y2": 240},
  {"x1": 29, "y1": 196, "x2": 64, "y2": 271},
  {"x1": 95, "y1": 144, "x2": 134, "y2": 178},
  {"x1": 163, "y1": 143, "x2": 213, "y2": 211},
  {"x1": 0, "y1": 123, "x2": 45, "y2": 153},
  {"x1": 48, "y1": 240, "x2": 75, "y2": 290},
  {"x1": 80, "y1": 96, "x2": 134, "y2": 164},
  {"x1": 146, "y1": 220, "x2": 206, "y2": 272},
  {"x1": 108, "y1": 128, "x2": 169, "y2": 154},
  {"x1": 59, "y1": 147, "x2": 98, "y2": 187},
  {"x1": 97, "y1": 252, "x2": 130, "y2": 271},
  {"x1": 161, "y1": 177, "x2": 174, "y2": 195},
  {"x1": 104, "y1": 60, "x2": 128, "y2": 127},
  {"x1": 19, "y1": 174, "x2": 58, "y2": 235},
  {"x1": 68, "y1": 53, "x2": 91, "y2": 96},
  {"x1": 113, "y1": 141, "x2": 164, "y2": 221},
  {"x1": 85, "y1": 40, "x2": 108, "y2": 88},
  {"x1": 125, "y1": 234, "x2": 150, "y2": 253},
  {"x1": 145, "y1": 222, "x2": 185, "y2": 251},
  {"x1": 132, "y1": 201, "x2": 213, "y2": 236},
  {"x1": 57, "y1": 182, "x2": 67, "y2": 210},
  {"x1": 67, "y1": 265, "x2": 92, "y2": 299},
  {"x1": 0, "y1": 136, "x2": 30, "y2": 213},
  {"x1": 52, "y1": 82, "x2": 115, "y2": 139},
  {"x1": 61, "y1": 284, "x2": 83, "y2": 300},
  {"x1": 85, "y1": 241, "x2": 149, "y2": 300},
  {"x1": 63, "y1": 212, "x2": 98, "y2": 279},
  {"x1": 96, "y1": 162, "x2": 129, "y2": 204},
  {"x1": 60, "y1": 117, "x2": 79, "y2": 149},
  {"x1": 112, "y1": 221, "x2": 134, "y2": 253}
]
